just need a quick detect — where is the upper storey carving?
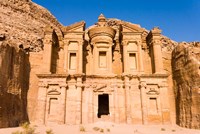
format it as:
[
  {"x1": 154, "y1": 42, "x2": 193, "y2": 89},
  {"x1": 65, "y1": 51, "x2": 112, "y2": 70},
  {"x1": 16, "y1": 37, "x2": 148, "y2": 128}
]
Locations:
[
  {"x1": 42, "y1": 14, "x2": 167, "y2": 76},
  {"x1": 88, "y1": 14, "x2": 116, "y2": 46}
]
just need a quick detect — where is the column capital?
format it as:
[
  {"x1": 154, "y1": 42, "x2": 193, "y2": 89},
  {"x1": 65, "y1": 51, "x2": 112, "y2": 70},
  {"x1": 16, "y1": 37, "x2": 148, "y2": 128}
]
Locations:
[
  {"x1": 73, "y1": 73, "x2": 84, "y2": 78},
  {"x1": 139, "y1": 81, "x2": 146, "y2": 89},
  {"x1": 78, "y1": 40, "x2": 84, "y2": 45},
  {"x1": 63, "y1": 39, "x2": 70, "y2": 46},
  {"x1": 59, "y1": 83, "x2": 68, "y2": 88},
  {"x1": 122, "y1": 40, "x2": 128, "y2": 46},
  {"x1": 122, "y1": 73, "x2": 132, "y2": 79},
  {"x1": 76, "y1": 83, "x2": 84, "y2": 88},
  {"x1": 135, "y1": 39, "x2": 142, "y2": 45}
]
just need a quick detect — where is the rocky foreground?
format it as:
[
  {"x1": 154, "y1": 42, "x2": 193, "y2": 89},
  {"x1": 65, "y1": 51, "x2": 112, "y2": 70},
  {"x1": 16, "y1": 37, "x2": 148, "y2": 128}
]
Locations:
[{"x1": 0, "y1": 122, "x2": 200, "y2": 134}]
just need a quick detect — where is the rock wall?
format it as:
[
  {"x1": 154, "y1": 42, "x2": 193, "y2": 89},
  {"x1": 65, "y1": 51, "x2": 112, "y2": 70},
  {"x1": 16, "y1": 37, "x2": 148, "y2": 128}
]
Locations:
[
  {"x1": 172, "y1": 42, "x2": 200, "y2": 129},
  {"x1": 0, "y1": 0, "x2": 62, "y2": 128},
  {"x1": 0, "y1": 0, "x2": 62, "y2": 51},
  {"x1": 1, "y1": 0, "x2": 200, "y2": 129},
  {"x1": 0, "y1": 44, "x2": 29, "y2": 128},
  {"x1": 161, "y1": 36, "x2": 178, "y2": 124}
]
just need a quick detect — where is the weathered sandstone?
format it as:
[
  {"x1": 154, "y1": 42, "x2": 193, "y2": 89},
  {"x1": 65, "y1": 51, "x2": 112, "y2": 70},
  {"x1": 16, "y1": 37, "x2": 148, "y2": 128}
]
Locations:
[
  {"x1": 0, "y1": 0, "x2": 200, "y2": 130},
  {"x1": 172, "y1": 42, "x2": 200, "y2": 129},
  {"x1": 0, "y1": 0, "x2": 61, "y2": 128}
]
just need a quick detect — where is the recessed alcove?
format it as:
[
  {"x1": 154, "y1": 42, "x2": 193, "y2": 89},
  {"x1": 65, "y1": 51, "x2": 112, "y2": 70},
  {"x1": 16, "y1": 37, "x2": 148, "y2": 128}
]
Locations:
[{"x1": 98, "y1": 94, "x2": 109, "y2": 118}]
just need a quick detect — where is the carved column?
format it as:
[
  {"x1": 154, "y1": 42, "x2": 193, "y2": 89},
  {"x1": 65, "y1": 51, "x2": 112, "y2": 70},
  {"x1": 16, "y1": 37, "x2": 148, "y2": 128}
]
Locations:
[
  {"x1": 60, "y1": 83, "x2": 67, "y2": 124},
  {"x1": 88, "y1": 85, "x2": 94, "y2": 123},
  {"x1": 137, "y1": 40, "x2": 144, "y2": 73},
  {"x1": 63, "y1": 40, "x2": 69, "y2": 73},
  {"x1": 147, "y1": 27, "x2": 164, "y2": 74},
  {"x1": 124, "y1": 75, "x2": 131, "y2": 123},
  {"x1": 108, "y1": 45, "x2": 113, "y2": 73},
  {"x1": 78, "y1": 41, "x2": 83, "y2": 74},
  {"x1": 43, "y1": 29, "x2": 53, "y2": 74},
  {"x1": 76, "y1": 76, "x2": 83, "y2": 124},
  {"x1": 122, "y1": 41, "x2": 128, "y2": 73},
  {"x1": 139, "y1": 81, "x2": 147, "y2": 124},
  {"x1": 93, "y1": 44, "x2": 98, "y2": 74},
  {"x1": 153, "y1": 41, "x2": 163, "y2": 73},
  {"x1": 36, "y1": 82, "x2": 48, "y2": 125},
  {"x1": 159, "y1": 82, "x2": 171, "y2": 124},
  {"x1": 113, "y1": 84, "x2": 120, "y2": 123}
]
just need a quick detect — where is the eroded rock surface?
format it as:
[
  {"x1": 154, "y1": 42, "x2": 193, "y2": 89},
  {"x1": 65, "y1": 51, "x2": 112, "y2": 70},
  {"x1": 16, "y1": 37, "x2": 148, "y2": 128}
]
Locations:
[
  {"x1": 0, "y1": 0, "x2": 62, "y2": 51},
  {"x1": 172, "y1": 42, "x2": 200, "y2": 129},
  {"x1": 0, "y1": 0, "x2": 62, "y2": 128},
  {"x1": 0, "y1": 44, "x2": 29, "y2": 127},
  {"x1": 0, "y1": 0, "x2": 199, "y2": 130}
]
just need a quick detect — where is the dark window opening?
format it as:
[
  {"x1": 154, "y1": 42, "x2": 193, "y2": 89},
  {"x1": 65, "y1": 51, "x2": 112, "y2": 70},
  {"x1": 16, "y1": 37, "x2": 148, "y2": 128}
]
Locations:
[{"x1": 98, "y1": 94, "x2": 109, "y2": 118}]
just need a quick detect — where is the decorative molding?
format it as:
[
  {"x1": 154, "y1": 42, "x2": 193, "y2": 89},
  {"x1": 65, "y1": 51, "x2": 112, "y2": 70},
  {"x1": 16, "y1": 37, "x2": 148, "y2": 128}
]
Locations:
[
  {"x1": 38, "y1": 82, "x2": 48, "y2": 88},
  {"x1": 146, "y1": 88, "x2": 159, "y2": 95},
  {"x1": 139, "y1": 81, "x2": 146, "y2": 89}
]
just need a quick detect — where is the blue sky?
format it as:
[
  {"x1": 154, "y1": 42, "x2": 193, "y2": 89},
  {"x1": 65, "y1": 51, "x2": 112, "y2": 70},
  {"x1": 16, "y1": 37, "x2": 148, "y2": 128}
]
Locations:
[{"x1": 32, "y1": 0, "x2": 200, "y2": 42}]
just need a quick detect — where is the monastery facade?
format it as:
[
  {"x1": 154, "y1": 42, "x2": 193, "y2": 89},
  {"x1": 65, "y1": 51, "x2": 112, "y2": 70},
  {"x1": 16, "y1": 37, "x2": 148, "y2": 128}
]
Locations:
[{"x1": 35, "y1": 14, "x2": 171, "y2": 125}]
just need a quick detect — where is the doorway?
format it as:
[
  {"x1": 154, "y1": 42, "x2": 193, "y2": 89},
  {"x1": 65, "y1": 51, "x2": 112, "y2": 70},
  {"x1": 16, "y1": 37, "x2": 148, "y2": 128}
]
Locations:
[{"x1": 98, "y1": 94, "x2": 109, "y2": 118}]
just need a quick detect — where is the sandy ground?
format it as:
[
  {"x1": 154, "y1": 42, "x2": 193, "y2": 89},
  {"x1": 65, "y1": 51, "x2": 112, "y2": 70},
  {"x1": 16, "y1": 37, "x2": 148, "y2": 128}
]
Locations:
[{"x1": 0, "y1": 122, "x2": 200, "y2": 134}]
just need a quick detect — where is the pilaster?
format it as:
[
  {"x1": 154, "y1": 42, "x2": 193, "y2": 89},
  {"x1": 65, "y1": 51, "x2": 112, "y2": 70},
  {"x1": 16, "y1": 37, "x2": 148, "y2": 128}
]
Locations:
[
  {"x1": 36, "y1": 82, "x2": 48, "y2": 125},
  {"x1": 122, "y1": 41, "x2": 128, "y2": 73},
  {"x1": 75, "y1": 76, "x2": 83, "y2": 124},
  {"x1": 113, "y1": 83, "x2": 120, "y2": 123},
  {"x1": 124, "y1": 75, "x2": 131, "y2": 124},
  {"x1": 137, "y1": 40, "x2": 144, "y2": 73},
  {"x1": 78, "y1": 41, "x2": 84, "y2": 74},
  {"x1": 43, "y1": 28, "x2": 54, "y2": 74},
  {"x1": 63, "y1": 40, "x2": 69, "y2": 73},
  {"x1": 147, "y1": 27, "x2": 164, "y2": 74},
  {"x1": 159, "y1": 82, "x2": 171, "y2": 124},
  {"x1": 139, "y1": 81, "x2": 147, "y2": 124},
  {"x1": 87, "y1": 85, "x2": 94, "y2": 123},
  {"x1": 60, "y1": 84, "x2": 68, "y2": 124}
]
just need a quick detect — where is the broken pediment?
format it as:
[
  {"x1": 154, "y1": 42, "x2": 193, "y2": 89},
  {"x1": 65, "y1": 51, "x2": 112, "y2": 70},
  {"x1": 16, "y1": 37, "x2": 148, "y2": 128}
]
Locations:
[
  {"x1": 62, "y1": 21, "x2": 85, "y2": 32},
  {"x1": 121, "y1": 21, "x2": 145, "y2": 33}
]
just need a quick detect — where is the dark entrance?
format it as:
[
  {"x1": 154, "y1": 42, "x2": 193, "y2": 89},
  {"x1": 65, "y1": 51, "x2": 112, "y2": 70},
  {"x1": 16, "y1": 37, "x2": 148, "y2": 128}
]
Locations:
[{"x1": 98, "y1": 94, "x2": 109, "y2": 118}]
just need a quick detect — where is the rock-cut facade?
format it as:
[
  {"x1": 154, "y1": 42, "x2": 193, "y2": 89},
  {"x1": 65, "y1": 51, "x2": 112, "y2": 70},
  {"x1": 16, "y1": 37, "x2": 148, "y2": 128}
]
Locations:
[{"x1": 34, "y1": 14, "x2": 171, "y2": 125}]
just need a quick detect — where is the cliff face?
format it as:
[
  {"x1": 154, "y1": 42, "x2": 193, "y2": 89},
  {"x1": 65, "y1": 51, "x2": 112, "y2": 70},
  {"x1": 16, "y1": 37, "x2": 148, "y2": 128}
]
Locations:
[
  {"x1": 0, "y1": 0, "x2": 62, "y2": 128},
  {"x1": 161, "y1": 36, "x2": 178, "y2": 124},
  {"x1": 172, "y1": 42, "x2": 200, "y2": 129},
  {"x1": 1, "y1": 0, "x2": 200, "y2": 130},
  {"x1": 0, "y1": 0, "x2": 62, "y2": 51},
  {"x1": 0, "y1": 44, "x2": 29, "y2": 127}
]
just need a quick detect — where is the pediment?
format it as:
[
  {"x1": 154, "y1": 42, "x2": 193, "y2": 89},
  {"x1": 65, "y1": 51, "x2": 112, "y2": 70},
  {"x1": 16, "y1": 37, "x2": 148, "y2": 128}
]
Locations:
[
  {"x1": 48, "y1": 90, "x2": 61, "y2": 95},
  {"x1": 62, "y1": 21, "x2": 85, "y2": 32},
  {"x1": 121, "y1": 21, "x2": 145, "y2": 33}
]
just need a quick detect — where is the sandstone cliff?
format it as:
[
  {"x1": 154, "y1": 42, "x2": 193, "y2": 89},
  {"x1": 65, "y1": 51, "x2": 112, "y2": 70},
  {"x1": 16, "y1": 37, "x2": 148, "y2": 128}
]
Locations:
[
  {"x1": 0, "y1": 0, "x2": 62, "y2": 51},
  {"x1": 172, "y1": 42, "x2": 200, "y2": 129},
  {"x1": 161, "y1": 36, "x2": 178, "y2": 124},
  {"x1": 1, "y1": 0, "x2": 199, "y2": 130},
  {"x1": 0, "y1": 0, "x2": 62, "y2": 128},
  {"x1": 0, "y1": 44, "x2": 29, "y2": 127}
]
